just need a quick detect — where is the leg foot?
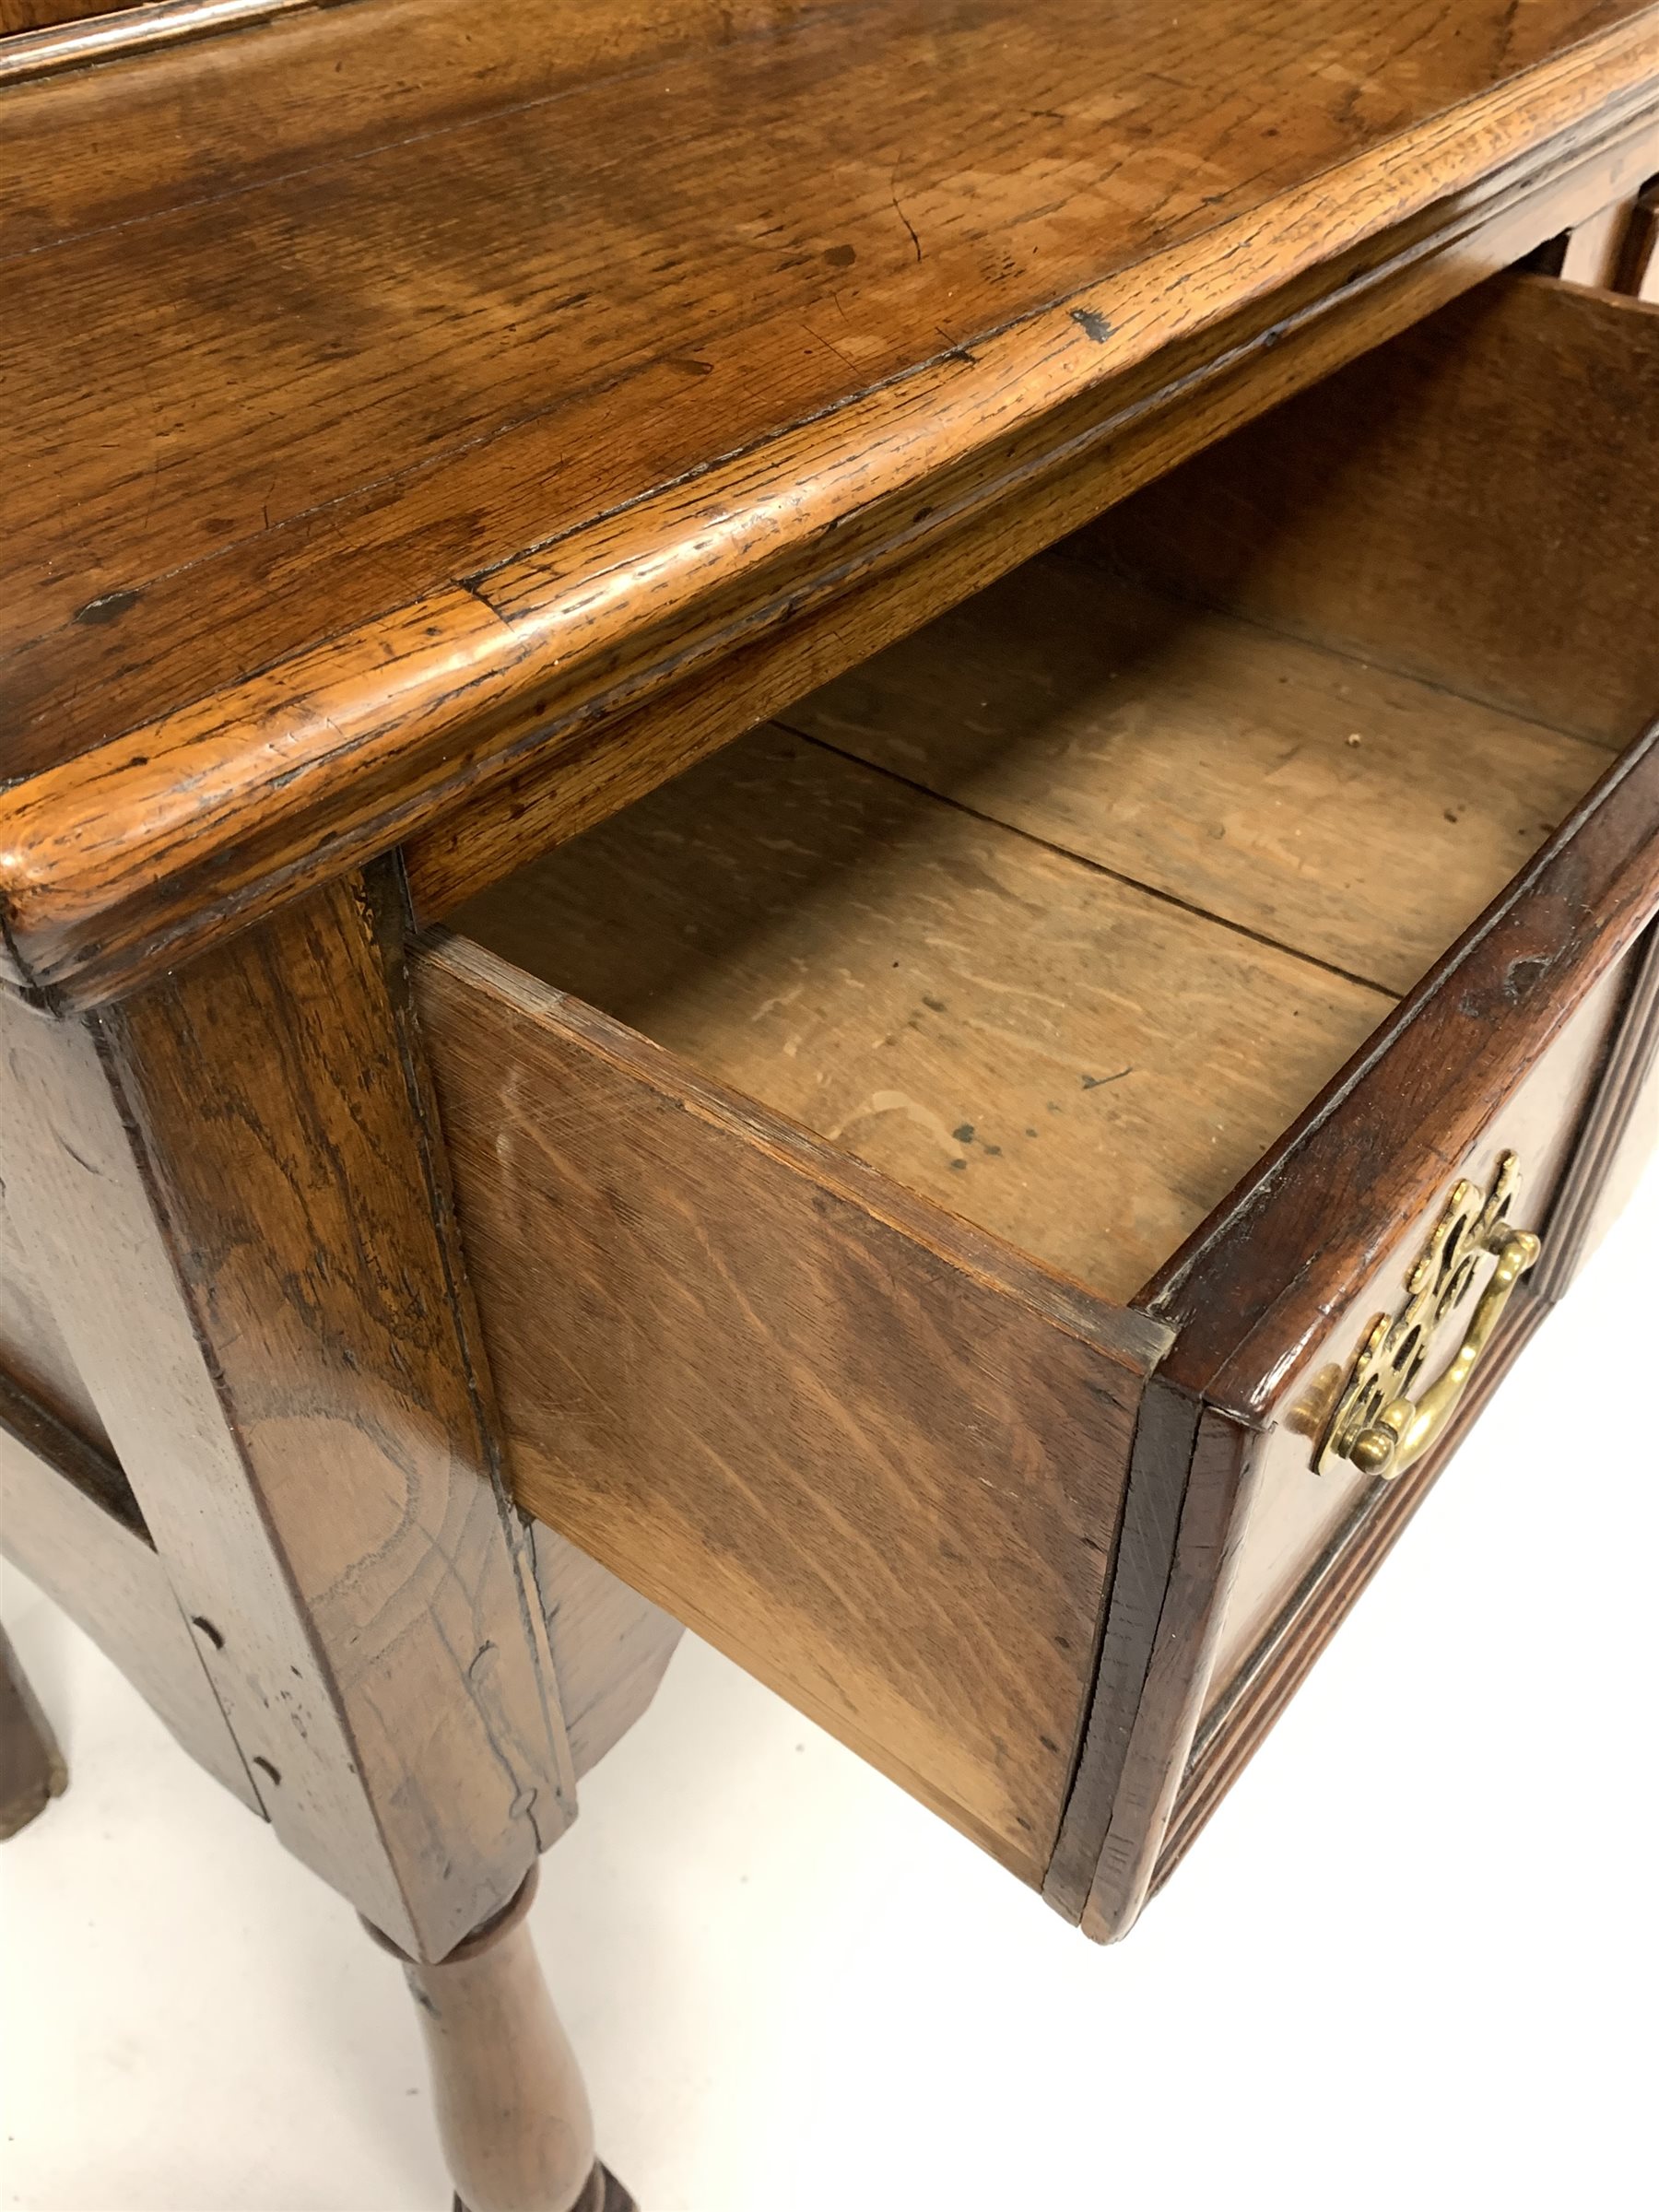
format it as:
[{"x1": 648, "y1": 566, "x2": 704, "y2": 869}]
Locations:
[
  {"x1": 368, "y1": 1865, "x2": 625, "y2": 2212},
  {"x1": 455, "y1": 2168, "x2": 635, "y2": 2212},
  {"x1": 0, "y1": 1625, "x2": 66, "y2": 1841}
]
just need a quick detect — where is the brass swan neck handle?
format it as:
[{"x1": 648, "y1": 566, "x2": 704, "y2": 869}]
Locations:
[{"x1": 1317, "y1": 1151, "x2": 1542, "y2": 1481}]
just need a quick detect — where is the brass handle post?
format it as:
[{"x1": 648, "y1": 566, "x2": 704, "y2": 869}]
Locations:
[{"x1": 1347, "y1": 1226, "x2": 1540, "y2": 1477}]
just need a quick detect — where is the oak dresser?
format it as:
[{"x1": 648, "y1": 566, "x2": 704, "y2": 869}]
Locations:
[{"x1": 2, "y1": 1, "x2": 1656, "y2": 2204}]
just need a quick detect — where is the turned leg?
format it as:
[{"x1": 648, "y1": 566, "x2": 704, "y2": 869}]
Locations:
[
  {"x1": 364, "y1": 1865, "x2": 633, "y2": 2212},
  {"x1": 0, "y1": 1624, "x2": 66, "y2": 1840}
]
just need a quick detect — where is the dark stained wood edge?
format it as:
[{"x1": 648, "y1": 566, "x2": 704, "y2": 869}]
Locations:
[
  {"x1": 0, "y1": 1361, "x2": 143, "y2": 1537},
  {"x1": 4, "y1": 41, "x2": 1656, "y2": 1007},
  {"x1": 1140, "y1": 919, "x2": 1659, "y2": 1900},
  {"x1": 1149, "y1": 1288, "x2": 1550, "y2": 1900},
  {"x1": 1612, "y1": 171, "x2": 1659, "y2": 290},
  {"x1": 1042, "y1": 1379, "x2": 1201, "y2": 1919},
  {"x1": 414, "y1": 926, "x2": 1172, "y2": 1378},
  {"x1": 1073, "y1": 1407, "x2": 1258, "y2": 1941},
  {"x1": 1530, "y1": 918, "x2": 1659, "y2": 1300},
  {"x1": 0, "y1": 1622, "x2": 66, "y2": 1839},
  {"x1": 0, "y1": 1392, "x2": 260, "y2": 1807},
  {"x1": 1139, "y1": 724, "x2": 1659, "y2": 1419},
  {"x1": 0, "y1": 0, "x2": 322, "y2": 84}
]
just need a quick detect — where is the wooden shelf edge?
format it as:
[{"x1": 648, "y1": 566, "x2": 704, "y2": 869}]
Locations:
[{"x1": 4, "y1": 29, "x2": 1657, "y2": 1007}]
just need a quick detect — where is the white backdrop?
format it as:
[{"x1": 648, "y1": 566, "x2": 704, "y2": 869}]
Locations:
[{"x1": 4, "y1": 1153, "x2": 1654, "y2": 2212}]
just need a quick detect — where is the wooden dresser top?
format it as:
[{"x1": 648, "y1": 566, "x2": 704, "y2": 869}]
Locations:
[{"x1": 3, "y1": 0, "x2": 1657, "y2": 1005}]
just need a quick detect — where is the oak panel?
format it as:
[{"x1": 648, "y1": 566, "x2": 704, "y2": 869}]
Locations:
[
  {"x1": 1076, "y1": 275, "x2": 1659, "y2": 747},
  {"x1": 0, "y1": 1409, "x2": 256, "y2": 1807},
  {"x1": 5, "y1": 8, "x2": 1658, "y2": 1005},
  {"x1": 415, "y1": 931, "x2": 1164, "y2": 1879},
  {"x1": 530, "y1": 1530, "x2": 684, "y2": 1782},
  {"x1": 449, "y1": 724, "x2": 1393, "y2": 1306},
  {"x1": 782, "y1": 559, "x2": 1608, "y2": 995},
  {"x1": 0, "y1": 879, "x2": 574, "y2": 1957},
  {"x1": 0, "y1": 1180, "x2": 109, "y2": 1454}
]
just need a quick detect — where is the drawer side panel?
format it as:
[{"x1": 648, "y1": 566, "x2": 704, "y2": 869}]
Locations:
[{"x1": 415, "y1": 935, "x2": 1158, "y2": 1881}]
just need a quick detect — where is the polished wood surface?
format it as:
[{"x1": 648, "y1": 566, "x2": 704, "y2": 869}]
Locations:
[
  {"x1": 364, "y1": 1868, "x2": 601, "y2": 2212},
  {"x1": 1146, "y1": 726, "x2": 1659, "y2": 1419},
  {"x1": 6, "y1": 22, "x2": 1659, "y2": 2196},
  {"x1": 1194, "y1": 949, "x2": 1630, "y2": 1736},
  {"x1": 402, "y1": 129, "x2": 1649, "y2": 939},
  {"x1": 415, "y1": 927, "x2": 1163, "y2": 1879},
  {"x1": 3, "y1": 1, "x2": 1656, "y2": 1003},
  {"x1": 420, "y1": 267, "x2": 1659, "y2": 1914},
  {"x1": 0, "y1": 879, "x2": 574, "y2": 1958},
  {"x1": 0, "y1": 0, "x2": 125, "y2": 29}
]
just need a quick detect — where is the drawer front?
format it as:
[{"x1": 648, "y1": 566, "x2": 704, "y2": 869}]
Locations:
[
  {"x1": 1198, "y1": 947, "x2": 1633, "y2": 1712},
  {"x1": 1057, "y1": 736, "x2": 1659, "y2": 1940},
  {"x1": 1161, "y1": 936, "x2": 1644, "y2": 1889},
  {"x1": 414, "y1": 932, "x2": 1166, "y2": 1886}
]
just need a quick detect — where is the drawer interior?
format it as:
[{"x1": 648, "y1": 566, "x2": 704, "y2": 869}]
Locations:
[
  {"x1": 447, "y1": 277, "x2": 1647, "y2": 1310},
  {"x1": 419, "y1": 270, "x2": 1656, "y2": 1892}
]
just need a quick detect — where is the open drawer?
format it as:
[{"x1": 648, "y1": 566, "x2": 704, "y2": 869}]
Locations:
[{"x1": 410, "y1": 273, "x2": 1659, "y2": 1936}]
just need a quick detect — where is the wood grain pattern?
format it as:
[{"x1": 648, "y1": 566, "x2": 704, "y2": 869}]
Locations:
[
  {"x1": 0, "y1": 877, "x2": 574, "y2": 1957},
  {"x1": 0, "y1": 0, "x2": 323, "y2": 84},
  {"x1": 415, "y1": 929, "x2": 1166, "y2": 1881},
  {"x1": 1074, "y1": 1408, "x2": 1256, "y2": 1940},
  {"x1": 402, "y1": 127, "x2": 1653, "y2": 940},
  {"x1": 449, "y1": 724, "x2": 1393, "y2": 1306},
  {"x1": 1076, "y1": 275, "x2": 1659, "y2": 747},
  {"x1": 0, "y1": 1398, "x2": 257, "y2": 1806},
  {"x1": 4, "y1": 5, "x2": 1657, "y2": 1003},
  {"x1": 782, "y1": 556, "x2": 1608, "y2": 994},
  {"x1": 0, "y1": 1176, "x2": 109, "y2": 1455},
  {"x1": 1189, "y1": 947, "x2": 1627, "y2": 1721},
  {"x1": 530, "y1": 1531, "x2": 683, "y2": 1782},
  {"x1": 1052, "y1": 765, "x2": 1657, "y2": 1931},
  {"x1": 1530, "y1": 920, "x2": 1659, "y2": 1300},
  {"x1": 1151, "y1": 1287, "x2": 1551, "y2": 1901},
  {"x1": 364, "y1": 1868, "x2": 599, "y2": 2212},
  {"x1": 1143, "y1": 726, "x2": 1659, "y2": 1418},
  {"x1": 1, "y1": 0, "x2": 129, "y2": 30}
]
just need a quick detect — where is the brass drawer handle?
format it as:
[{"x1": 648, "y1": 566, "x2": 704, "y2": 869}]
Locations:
[
  {"x1": 1317, "y1": 1150, "x2": 1542, "y2": 1481},
  {"x1": 1345, "y1": 1225, "x2": 1539, "y2": 1477}
]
